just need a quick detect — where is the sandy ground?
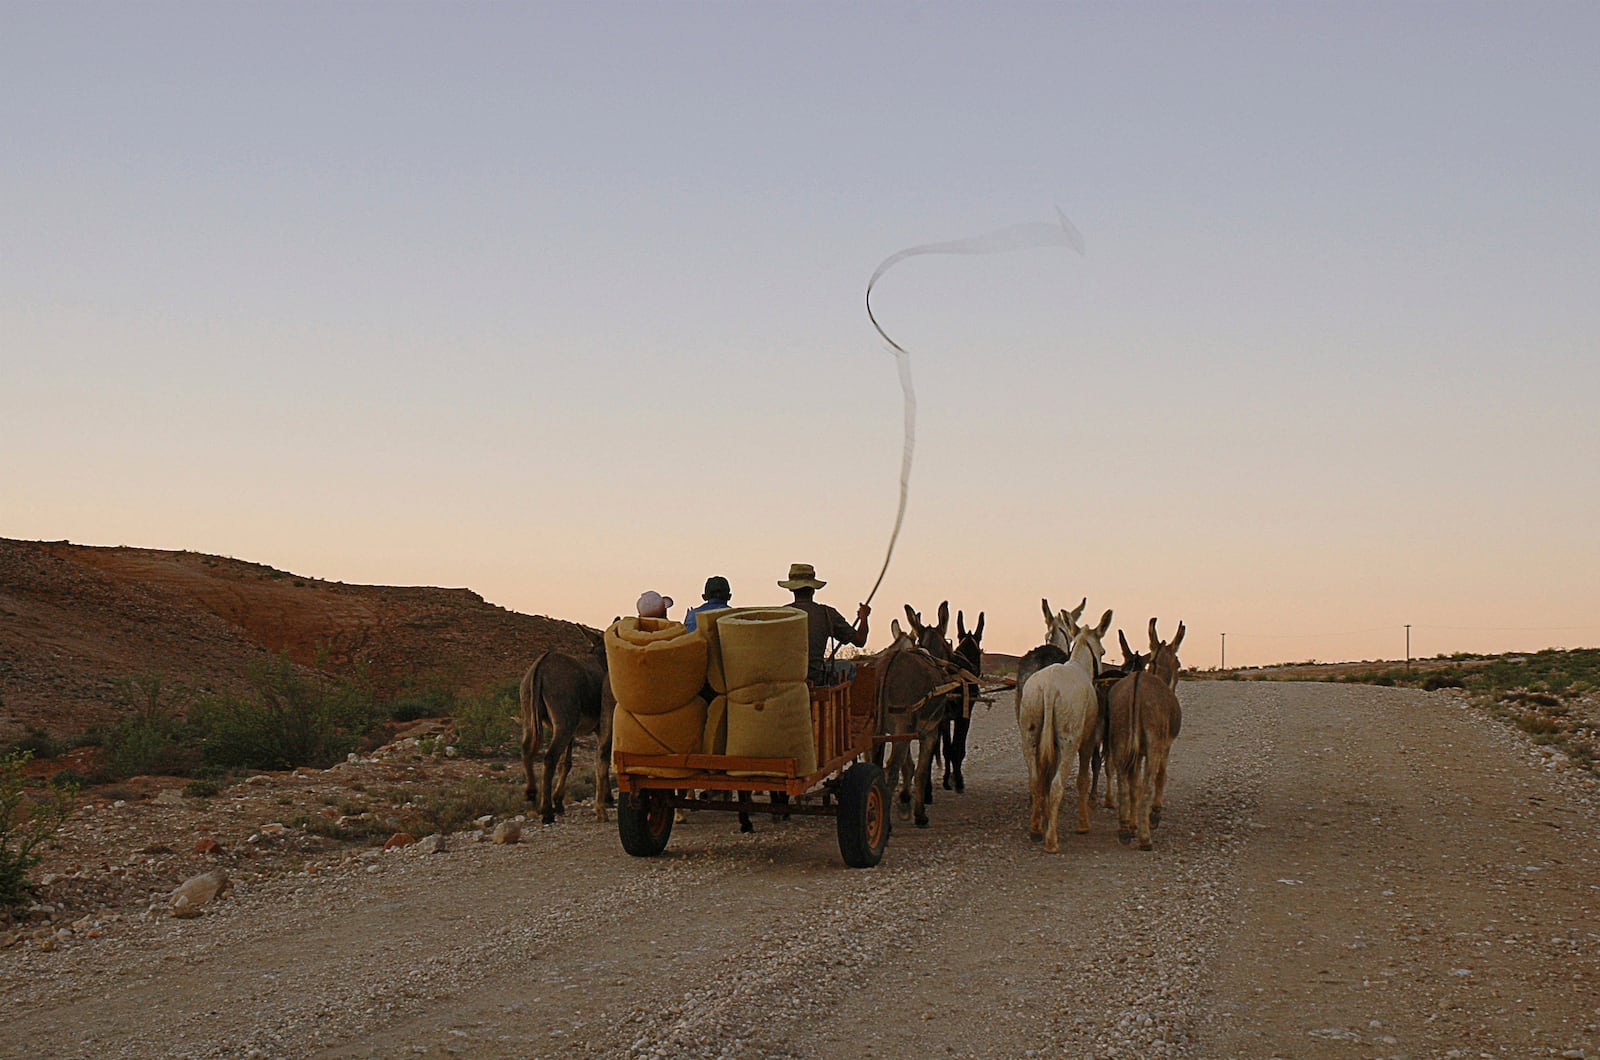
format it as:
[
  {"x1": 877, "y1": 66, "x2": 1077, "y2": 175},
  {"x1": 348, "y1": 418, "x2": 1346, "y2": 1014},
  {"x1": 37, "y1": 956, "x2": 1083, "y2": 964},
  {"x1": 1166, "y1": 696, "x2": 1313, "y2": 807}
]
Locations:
[{"x1": 5, "y1": 680, "x2": 1599, "y2": 1059}]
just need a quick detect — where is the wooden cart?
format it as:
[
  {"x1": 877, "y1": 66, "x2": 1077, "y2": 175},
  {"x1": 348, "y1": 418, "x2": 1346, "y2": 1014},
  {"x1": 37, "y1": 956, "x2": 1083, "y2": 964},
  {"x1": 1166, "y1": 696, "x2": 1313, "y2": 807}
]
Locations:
[{"x1": 611, "y1": 660, "x2": 908, "y2": 868}]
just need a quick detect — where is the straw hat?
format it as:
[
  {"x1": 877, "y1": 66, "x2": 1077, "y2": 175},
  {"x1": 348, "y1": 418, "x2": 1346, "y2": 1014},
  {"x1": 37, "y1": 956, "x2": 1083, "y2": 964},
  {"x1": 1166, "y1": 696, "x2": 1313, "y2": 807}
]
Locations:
[{"x1": 778, "y1": 563, "x2": 826, "y2": 591}]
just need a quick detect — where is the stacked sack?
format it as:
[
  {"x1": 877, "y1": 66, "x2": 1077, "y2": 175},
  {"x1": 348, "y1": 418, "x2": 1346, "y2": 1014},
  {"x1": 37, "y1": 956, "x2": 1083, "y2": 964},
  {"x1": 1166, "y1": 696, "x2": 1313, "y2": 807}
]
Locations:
[
  {"x1": 606, "y1": 617, "x2": 709, "y2": 779},
  {"x1": 697, "y1": 608, "x2": 815, "y2": 777}
]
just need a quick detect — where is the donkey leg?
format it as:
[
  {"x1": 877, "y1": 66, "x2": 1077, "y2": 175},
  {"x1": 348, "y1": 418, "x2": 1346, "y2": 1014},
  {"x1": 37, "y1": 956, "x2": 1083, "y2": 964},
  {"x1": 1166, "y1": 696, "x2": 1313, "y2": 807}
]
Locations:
[
  {"x1": 520, "y1": 725, "x2": 541, "y2": 804},
  {"x1": 1115, "y1": 761, "x2": 1137, "y2": 843},
  {"x1": 552, "y1": 742, "x2": 575, "y2": 815},
  {"x1": 1043, "y1": 767, "x2": 1063, "y2": 853},
  {"x1": 539, "y1": 737, "x2": 567, "y2": 825},
  {"x1": 1151, "y1": 751, "x2": 1170, "y2": 829},
  {"x1": 1075, "y1": 747, "x2": 1094, "y2": 834},
  {"x1": 1135, "y1": 757, "x2": 1156, "y2": 850},
  {"x1": 940, "y1": 717, "x2": 953, "y2": 790},
  {"x1": 912, "y1": 733, "x2": 936, "y2": 828},
  {"x1": 951, "y1": 715, "x2": 970, "y2": 793},
  {"x1": 593, "y1": 742, "x2": 612, "y2": 822},
  {"x1": 888, "y1": 744, "x2": 912, "y2": 820}
]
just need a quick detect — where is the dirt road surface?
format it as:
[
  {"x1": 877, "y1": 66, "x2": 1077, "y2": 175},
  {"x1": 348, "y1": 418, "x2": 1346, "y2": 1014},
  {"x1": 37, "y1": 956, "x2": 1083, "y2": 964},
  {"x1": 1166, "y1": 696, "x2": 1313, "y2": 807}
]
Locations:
[{"x1": 6, "y1": 681, "x2": 1599, "y2": 1058}]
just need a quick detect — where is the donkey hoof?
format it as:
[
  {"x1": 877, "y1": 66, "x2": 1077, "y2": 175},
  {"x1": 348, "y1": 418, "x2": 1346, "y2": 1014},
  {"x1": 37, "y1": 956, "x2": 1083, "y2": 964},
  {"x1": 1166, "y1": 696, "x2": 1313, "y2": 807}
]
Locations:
[
  {"x1": 541, "y1": 811, "x2": 556, "y2": 825},
  {"x1": 1028, "y1": 831, "x2": 1042, "y2": 843},
  {"x1": 553, "y1": 801, "x2": 566, "y2": 815},
  {"x1": 898, "y1": 790, "x2": 911, "y2": 805},
  {"x1": 1138, "y1": 838, "x2": 1154, "y2": 851},
  {"x1": 1117, "y1": 829, "x2": 1134, "y2": 844},
  {"x1": 739, "y1": 818, "x2": 753, "y2": 834},
  {"x1": 954, "y1": 779, "x2": 965, "y2": 794},
  {"x1": 1150, "y1": 808, "x2": 1163, "y2": 828},
  {"x1": 915, "y1": 814, "x2": 929, "y2": 829},
  {"x1": 942, "y1": 775, "x2": 952, "y2": 791}
]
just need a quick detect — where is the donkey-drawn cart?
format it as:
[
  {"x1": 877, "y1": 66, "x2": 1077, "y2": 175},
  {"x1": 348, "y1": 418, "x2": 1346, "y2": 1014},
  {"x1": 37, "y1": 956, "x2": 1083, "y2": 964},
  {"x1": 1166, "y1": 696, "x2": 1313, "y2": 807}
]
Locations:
[{"x1": 612, "y1": 661, "x2": 911, "y2": 868}]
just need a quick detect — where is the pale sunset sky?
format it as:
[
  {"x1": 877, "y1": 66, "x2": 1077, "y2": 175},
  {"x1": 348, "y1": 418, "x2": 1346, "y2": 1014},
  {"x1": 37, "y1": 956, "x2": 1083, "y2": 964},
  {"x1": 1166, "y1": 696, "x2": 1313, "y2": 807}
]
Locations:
[{"x1": 3, "y1": 3, "x2": 1597, "y2": 667}]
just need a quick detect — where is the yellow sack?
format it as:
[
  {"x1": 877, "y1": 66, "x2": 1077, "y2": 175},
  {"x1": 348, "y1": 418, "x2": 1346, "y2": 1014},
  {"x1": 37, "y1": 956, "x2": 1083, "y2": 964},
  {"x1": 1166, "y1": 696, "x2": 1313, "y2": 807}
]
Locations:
[
  {"x1": 611, "y1": 697, "x2": 707, "y2": 778},
  {"x1": 717, "y1": 608, "x2": 809, "y2": 689},
  {"x1": 725, "y1": 680, "x2": 817, "y2": 777},
  {"x1": 605, "y1": 617, "x2": 709, "y2": 715},
  {"x1": 704, "y1": 694, "x2": 729, "y2": 756},
  {"x1": 695, "y1": 606, "x2": 759, "y2": 695}
]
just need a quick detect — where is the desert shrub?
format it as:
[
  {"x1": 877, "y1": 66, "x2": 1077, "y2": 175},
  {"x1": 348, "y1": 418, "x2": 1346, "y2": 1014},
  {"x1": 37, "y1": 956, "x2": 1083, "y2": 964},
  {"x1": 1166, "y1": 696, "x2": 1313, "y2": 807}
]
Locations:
[
  {"x1": 453, "y1": 684, "x2": 521, "y2": 757},
  {"x1": 403, "y1": 775, "x2": 525, "y2": 834},
  {"x1": 183, "y1": 778, "x2": 223, "y2": 799},
  {"x1": 1, "y1": 752, "x2": 76, "y2": 907},
  {"x1": 1422, "y1": 675, "x2": 1465, "y2": 691},
  {"x1": 49, "y1": 769, "x2": 90, "y2": 791},
  {"x1": 5, "y1": 728, "x2": 64, "y2": 761},
  {"x1": 103, "y1": 675, "x2": 202, "y2": 779},
  {"x1": 190, "y1": 655, "x2": 380, "y2": 771},
  {"x1": 386, "y1": 676, "x2": 458, "y2": 723}
]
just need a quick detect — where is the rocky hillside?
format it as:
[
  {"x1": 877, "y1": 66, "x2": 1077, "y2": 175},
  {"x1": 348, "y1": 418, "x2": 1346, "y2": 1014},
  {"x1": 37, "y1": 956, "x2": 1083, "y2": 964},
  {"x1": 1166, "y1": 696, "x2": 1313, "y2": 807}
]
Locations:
[{"x1": 0, "y1": 538, "x2": 592, "y2": 743}]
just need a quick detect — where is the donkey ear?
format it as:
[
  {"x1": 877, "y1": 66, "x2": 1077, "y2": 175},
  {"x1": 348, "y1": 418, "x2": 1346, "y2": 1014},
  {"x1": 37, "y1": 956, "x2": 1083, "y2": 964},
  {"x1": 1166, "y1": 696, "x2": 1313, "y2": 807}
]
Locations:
[
  {"x1": 1148, "y1": 617, "x2": 1161, "y2": 653},
  {"x1": 1171, "y1": 621, "x2": 1186, "y2": 653},
  {"x1": 1041, "y1": 599, "x2": 1054, "y2": 628},
  {"x1": 1119, "y1": 629, "x2": 1133, "y2": 657},
  {"x1": 904, "y1": 604, "x2": 922, "y2": 632},
  {"x1": 957, "y1": 611, "x2": 967, "y2": 638},
  {"x1": 1068, "y1": 597, "x2": 1087, "y2": 623},
  {"x1": 937, "y1": 601, "x2": 950, "y2": 635},
  {"x1": 890, "y1": 618, "x2": 905, "y2": 639},
  {"x1": 1095, "y1": 609, "x2": 1113, "y2": 637},
  {"x1": 974, "y1": 612, "x2": 985, "y2": 641},
  {"x1": 1061, "y1": 608, "x2": 1080, "y2": 637}
]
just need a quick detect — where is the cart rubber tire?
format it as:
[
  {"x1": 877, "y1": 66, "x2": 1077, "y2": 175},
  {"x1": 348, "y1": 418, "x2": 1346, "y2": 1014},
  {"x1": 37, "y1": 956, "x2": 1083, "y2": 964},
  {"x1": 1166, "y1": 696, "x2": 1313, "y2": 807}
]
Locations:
[
  {"x1": 617, "y1": 790, "x2": 674, "y2": 857},
  {"x1": 837, "y1": 763, "x2": 889, "y2": 868}
]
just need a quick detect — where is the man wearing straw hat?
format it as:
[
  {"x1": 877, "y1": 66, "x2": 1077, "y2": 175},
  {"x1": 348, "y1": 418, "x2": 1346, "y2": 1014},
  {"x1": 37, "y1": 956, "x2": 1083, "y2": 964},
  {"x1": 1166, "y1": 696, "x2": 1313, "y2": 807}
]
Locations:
[{"x1": 779, "y1": 563, "x2": 870, "y2": 685}]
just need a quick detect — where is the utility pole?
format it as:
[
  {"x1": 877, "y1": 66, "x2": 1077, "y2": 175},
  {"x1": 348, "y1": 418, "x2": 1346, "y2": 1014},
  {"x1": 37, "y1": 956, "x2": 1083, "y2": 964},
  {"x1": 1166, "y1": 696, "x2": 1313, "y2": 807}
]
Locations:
[
  {"x1": 1405, "y1": 624, "x2": 1411, "y2": 671},
  {"x1": 1220, "y1": 632, "x2": 1226, "y2": 671}
]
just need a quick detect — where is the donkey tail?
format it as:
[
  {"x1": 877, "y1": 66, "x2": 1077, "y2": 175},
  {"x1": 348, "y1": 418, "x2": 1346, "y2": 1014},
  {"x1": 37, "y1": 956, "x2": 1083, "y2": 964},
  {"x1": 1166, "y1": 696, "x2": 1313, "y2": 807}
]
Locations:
[
  {"x1": 519, "y1": 654, "x2": 548, "y2": 755},
  {"x1": 1036, "y1": 688, "x2": 1059, "y2": 782}
]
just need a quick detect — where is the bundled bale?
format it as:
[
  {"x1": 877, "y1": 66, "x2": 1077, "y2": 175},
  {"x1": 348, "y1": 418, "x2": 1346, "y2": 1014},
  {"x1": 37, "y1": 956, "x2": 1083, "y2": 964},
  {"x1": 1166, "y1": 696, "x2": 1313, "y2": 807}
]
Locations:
[
  {"x1": 716, "y1": 608, "x2": 809, "y2": 688},
  {"x1": 695, "y1": 606, "x2": 760, "y2": 695},
  {"x1": 704, "y1": 694, "x2": 729, "y2": 756},
  {"x1": 726, "y1": 680, "x2": 817, "y2": 777},
  {"x1": 611, "y1": 696, "x2": 707, "y2": 778},
  {"x1": 605, "y1": 617, "x2": 709, "y2": 714}
]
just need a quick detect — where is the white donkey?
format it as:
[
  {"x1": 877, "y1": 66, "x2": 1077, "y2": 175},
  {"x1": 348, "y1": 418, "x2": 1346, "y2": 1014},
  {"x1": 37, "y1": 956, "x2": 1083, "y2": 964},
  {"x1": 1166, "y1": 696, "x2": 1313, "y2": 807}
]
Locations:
[{"x1": 1016, "y1": 608, "x2": 1112, "y2": 852}]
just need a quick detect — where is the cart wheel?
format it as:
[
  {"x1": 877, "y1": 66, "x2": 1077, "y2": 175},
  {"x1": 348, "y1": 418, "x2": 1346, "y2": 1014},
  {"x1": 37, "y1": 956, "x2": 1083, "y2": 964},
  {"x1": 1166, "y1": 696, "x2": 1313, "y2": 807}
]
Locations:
[
  {"x1": 837, "y1": 762, "x2": 889, "y2": 868},
  {"x1": 617, "y1": 789, "x2": 673, "y2": 857}
]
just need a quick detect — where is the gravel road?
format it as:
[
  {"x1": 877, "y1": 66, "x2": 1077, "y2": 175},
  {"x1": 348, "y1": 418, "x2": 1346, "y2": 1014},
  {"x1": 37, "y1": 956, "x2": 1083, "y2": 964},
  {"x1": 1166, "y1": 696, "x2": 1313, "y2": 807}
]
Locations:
[{"x1": 6, "y1": 680, "x2": 1599, "y2": 1059}]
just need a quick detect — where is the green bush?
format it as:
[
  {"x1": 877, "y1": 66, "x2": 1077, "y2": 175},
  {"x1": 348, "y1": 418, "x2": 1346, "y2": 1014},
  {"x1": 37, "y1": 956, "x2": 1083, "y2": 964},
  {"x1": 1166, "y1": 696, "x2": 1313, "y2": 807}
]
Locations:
[
  {"x1": 103, "y1": 675, "x2": 201, "y2": 779},
  {"x1": 183, "y1": 778, "x2": 223, "y2": 798},
  {"x1": 388, "y1": 685, "x2": 457, "y2": 724},
  {"x1": 2, "y1": 752, "x2": 76, "y2": 907},
  {"x1": 452, "y1": 684, "x2": 521, "y2": 757},
  {"x1": 5, "y1": 728, "x2": 64, "y2": 761},
  {"x1": 190, "y1": 655, "x2": 380, "y2": 771}
]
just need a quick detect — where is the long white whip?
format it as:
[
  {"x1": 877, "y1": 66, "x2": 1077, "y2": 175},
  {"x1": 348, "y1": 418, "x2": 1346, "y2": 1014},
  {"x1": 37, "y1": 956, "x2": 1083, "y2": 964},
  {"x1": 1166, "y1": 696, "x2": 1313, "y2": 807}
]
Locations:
[{"x1": 862, "y1": 209, "x2": 1086, "y2": 606}]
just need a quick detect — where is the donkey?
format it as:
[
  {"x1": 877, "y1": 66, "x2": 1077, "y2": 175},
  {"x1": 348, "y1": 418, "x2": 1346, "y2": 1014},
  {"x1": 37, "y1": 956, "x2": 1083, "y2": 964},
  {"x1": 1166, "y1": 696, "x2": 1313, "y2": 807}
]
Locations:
[
  {"x1": 519, "y1": 628, "x2": 616, "y2": 825},
  {"x1": 878, "y1": 601, "x2": 961, "y2": 828},
  {"x1": 1016, "y1": 609, "x2": 1112, "y2": 852},
  {"x1": 1107, "y1": 618, "x2": 1185, "y2": 849},
  {"x1": 1087, "y1": 629, "x2": 1147, "y2": 809},
  {"x1": 938, "y1": 610, "x2": 984, "y2": 794}
]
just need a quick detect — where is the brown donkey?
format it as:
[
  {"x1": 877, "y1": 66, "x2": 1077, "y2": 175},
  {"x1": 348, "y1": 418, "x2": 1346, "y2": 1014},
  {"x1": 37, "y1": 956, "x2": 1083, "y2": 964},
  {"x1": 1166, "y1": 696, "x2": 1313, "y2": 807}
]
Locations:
[
  {"x1": 1107, "y1": 618, "x2": 1185, "y2": 849},
  {"x1": 519, "y1": 628, "x2": 616, "y2": 825}
]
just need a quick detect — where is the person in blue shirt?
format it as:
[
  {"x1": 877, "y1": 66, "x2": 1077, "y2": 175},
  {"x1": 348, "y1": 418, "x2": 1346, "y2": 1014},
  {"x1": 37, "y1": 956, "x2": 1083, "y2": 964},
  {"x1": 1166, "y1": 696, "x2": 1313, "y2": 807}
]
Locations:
[{"x1": 683, "y1": 575, "x2": 732, "y2": 633}]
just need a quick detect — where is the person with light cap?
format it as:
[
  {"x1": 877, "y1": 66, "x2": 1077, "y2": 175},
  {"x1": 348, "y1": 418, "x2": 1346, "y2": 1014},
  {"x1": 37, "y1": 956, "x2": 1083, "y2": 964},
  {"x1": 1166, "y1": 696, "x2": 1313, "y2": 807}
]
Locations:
[
  {"x1": 683, "y1": 576, "x2": 731, "y2": 633},
  {"x1": 636, "y1": 590, "x2": 673, "y2": 619},
  {"x1": 779, "y1": 563, "x2": 870, "y2": 684}
]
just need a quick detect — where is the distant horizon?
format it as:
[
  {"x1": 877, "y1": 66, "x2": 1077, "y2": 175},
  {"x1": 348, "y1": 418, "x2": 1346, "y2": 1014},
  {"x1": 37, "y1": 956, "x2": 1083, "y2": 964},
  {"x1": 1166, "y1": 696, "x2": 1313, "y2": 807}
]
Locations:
[{"x1": 10, "y1": 533, "x2": 1594, "y2": 671}]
